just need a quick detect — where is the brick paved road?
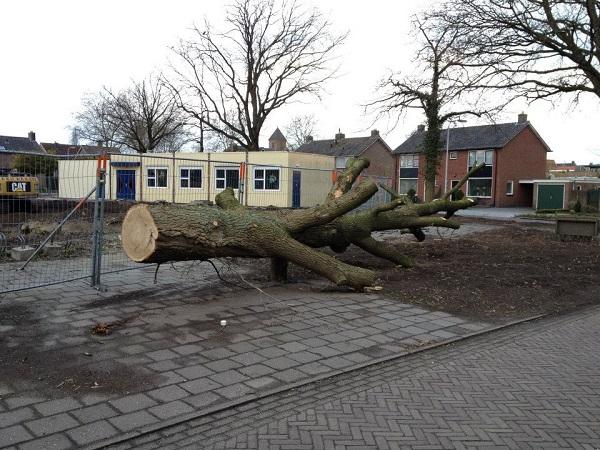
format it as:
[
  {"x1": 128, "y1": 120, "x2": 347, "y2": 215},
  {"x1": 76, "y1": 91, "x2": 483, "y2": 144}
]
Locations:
[
  {"x1": 115, "y1": 306, "x2": 600, "y2": 450},
  {"x1": 0, "y1": 263, "x2": 489, "y2": 449}
]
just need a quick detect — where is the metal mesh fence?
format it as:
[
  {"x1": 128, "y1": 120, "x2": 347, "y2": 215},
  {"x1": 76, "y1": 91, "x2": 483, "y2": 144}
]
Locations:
[
  {"x1": 0, "y1": 151, "x2": 394, "y2": 294},
  {"x1": 0, "y1": 152, "x2": 99, "y2": 292}
]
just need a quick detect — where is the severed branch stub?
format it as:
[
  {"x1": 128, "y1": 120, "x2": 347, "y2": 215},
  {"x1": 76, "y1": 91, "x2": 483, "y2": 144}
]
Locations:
[{"x1": 122, "y1": 157, "x2": 479, "y2": 290}]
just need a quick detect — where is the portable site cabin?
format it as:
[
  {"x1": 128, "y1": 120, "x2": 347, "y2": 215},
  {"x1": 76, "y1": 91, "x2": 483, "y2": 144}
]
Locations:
[
  {"x1": 58, "y1": 151, "x2": 335, "y2": 208},
  {"x1": 529, "y1": 177, "x2": 600, "y2": 211}
]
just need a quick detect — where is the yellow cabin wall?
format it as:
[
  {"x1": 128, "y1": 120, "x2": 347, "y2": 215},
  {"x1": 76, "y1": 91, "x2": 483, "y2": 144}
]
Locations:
[
  {"x1": 59, "y1": 151, "x2": 335, "y2": 208},
  {"x1": 58, "y1": 159, "x2": 98, "y2": 199}
]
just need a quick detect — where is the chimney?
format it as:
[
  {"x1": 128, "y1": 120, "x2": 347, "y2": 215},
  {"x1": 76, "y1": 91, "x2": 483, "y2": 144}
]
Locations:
[
  {"x1": 517, "y1": 112, "x2": 528, "y2": 123},
  {"x1": 305, "y1": 135, "x2": 313, "y2": 143},
  {"x1": 97, "y1": 140, "x2": 104, "y2": 147},
  {"x1": 371, "y1": 129, "x2": 379, "y2": 137},
  {"x1": 334, "y1": 129, "x2": 345, "y2": 141},
  {"x1": 28, "y1": 131, "x2": 36, "y2": 141},
  {"x1": 417, "y1": 124, "x2": 425, "y2": 132}
]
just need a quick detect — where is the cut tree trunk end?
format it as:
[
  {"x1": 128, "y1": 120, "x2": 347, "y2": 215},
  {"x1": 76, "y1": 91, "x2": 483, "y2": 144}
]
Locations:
[
  {"x1": 121, "y1": 202, "x2": 377, "y2": 290},
  {"x1": 121, "y1": 158, "x2": 481, "y2": 291}
]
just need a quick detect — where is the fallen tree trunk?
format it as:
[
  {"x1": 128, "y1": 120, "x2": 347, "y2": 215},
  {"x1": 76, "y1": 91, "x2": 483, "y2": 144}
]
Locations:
[{"x1": 122, "y1": 158, "x2": 481, "y2": 290}]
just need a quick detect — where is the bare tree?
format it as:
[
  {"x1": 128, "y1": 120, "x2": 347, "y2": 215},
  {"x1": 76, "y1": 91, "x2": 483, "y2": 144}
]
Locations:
[
  {"x1": 73, "y1": 94, "x2": 121, "y2": 148},
  {"x1": 168, "y1": 0, "x2": 345, "y2": 152},
  {"x1": 285, "y1": 114, "x2": 317, "y2": 150},
  {"x1": 104, "y1": 77, "x2": 188, "y2": 153},
  {"x1": 74, "y1": 77, "x2": 188, "y2": 153},
  {"x1": 439, "y1": 0, "x2": 600, "y2": 102},
  {"x1": 369, "y1": 15, "x2": 497, "y2": 201}
]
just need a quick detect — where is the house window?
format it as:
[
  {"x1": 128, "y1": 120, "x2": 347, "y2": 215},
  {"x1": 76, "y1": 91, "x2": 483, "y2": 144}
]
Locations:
[
  {"x1": 468, "y1": 178, "x2": 492, "y2": 197},
  {"x1": 449, "y1": 151, "x2": 458, "y2": 160},
  {"x1": 147, "y1": 167, "x2": 168, "y2": 188},
  {"x1": 215, "y1": 167, "x2": 240, "y2": 190},
  {"x1": 254, "y1": 167, "x2": 280, "y2": 190},
  {"x1": 335, "y1": 157, "x2": 349, "y2": 170},
  {"x1": 468, "y1": 150, "x2": 493, "y2": 166},
  {"x1": 400, "y1": 154, "x2": 419, "y2": 168},
  {"x1": 180, "y1": 167, "x2": 202, "y2": 188},
  {"x1": 467, "y1": 150, "x2": 493, "y2": 198},
  {"x1": 399, "y1": 178, "x2": 418, "y2": 195},
  {"x1": 506, "y1": 180, "x2": 514, "y2": 195}
]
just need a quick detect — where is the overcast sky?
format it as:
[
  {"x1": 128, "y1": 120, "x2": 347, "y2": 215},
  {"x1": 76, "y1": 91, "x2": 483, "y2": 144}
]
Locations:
[{"x1": 1, "y1": 0, "x2": 598, "y2": 163}]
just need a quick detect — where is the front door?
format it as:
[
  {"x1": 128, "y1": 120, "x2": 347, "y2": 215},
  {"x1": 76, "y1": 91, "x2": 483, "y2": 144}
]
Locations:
[
  {"x1": 116, "y1": 170, "x2": 136, "y2": 200},
  {"x1": 292, "y1": 170, "x2": 301, "y2": 208}
]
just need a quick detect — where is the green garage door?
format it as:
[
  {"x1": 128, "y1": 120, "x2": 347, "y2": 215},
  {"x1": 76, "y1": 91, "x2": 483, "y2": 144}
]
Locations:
[{"x1": 537, "y1": 184, "x2": 564, "y2": 210}]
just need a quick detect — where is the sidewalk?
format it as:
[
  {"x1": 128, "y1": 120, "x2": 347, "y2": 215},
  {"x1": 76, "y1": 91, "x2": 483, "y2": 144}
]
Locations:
[
  {"x1": 0, "y1": 265, "x2": 490, "y2": 449},
  {"x1": 123, "y1": 305, "x2": 600, "y2": 449}
]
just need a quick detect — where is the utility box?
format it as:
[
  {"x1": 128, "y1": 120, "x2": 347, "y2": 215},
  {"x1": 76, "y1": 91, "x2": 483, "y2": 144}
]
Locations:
[{"x1": 556, "y1": 218, "x2": 599, "y2": 240}]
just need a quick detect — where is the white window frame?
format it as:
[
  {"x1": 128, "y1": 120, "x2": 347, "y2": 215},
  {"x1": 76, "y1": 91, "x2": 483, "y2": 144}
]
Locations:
[
  {"x1": 147, "y1": 166, "x2": 168, "y2": 189},
  {"x1": 253, "y1": 166, "x2": 281, "y2": 191},
  {"x1": 399, "y1": 178, "x2": 418, "y2": 195},
  {"x1": 467, "y1": 179, "x2": 493, "y2": 198},
  {"x1": 400, "y1": 154, "x2": 419, "y2": 168},
  {"x1": 449, "y1": 151, "x2": 458, "y2": 160},
  {"x1": 466, "y1": 150, "x2": 493, "y2": 198},
  {"x1": 215, "y1": 166, "x2": 240, "y2": 190},
  {"x1": 506, "y1": 180, "x2": 514, "y2": 196},
  {"x1": 335, "y1": 157, "x2": 349, "y2": 170},
  {"x1": 180, "y1": 167, "x2": 203, "y2": 189},
  {"x1": 468, "y1": 149, "x2": 493, "y2": 167}
]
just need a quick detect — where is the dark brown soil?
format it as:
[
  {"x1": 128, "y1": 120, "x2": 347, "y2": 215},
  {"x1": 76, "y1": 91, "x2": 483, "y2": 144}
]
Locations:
[{"x1": 288, "y1": 222, "x2": 600, "y2": 322}]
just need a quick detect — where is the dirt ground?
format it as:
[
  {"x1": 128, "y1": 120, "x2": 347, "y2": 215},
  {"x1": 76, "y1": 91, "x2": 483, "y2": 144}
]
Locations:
[{"x1": 281, "y1": 220, "x2": 600, "y2": 322}]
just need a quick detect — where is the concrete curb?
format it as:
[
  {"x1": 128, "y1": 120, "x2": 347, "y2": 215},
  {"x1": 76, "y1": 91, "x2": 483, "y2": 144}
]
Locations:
[{"x1": 90, "y1": 311, "x2": 552, "y2": 449}]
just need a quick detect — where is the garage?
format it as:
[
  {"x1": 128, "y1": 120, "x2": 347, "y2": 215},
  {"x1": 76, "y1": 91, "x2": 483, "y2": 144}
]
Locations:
[{"x1": 537, "y1": 184, "x2": 565, "y2": 210}]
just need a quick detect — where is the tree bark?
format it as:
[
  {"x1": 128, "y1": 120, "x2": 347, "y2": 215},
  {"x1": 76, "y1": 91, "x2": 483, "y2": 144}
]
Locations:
[
  {"x1": 122, "y1": 157, "x2": 481, "y2": 290},
  {"x1": 122, "y1": 203, "x2": 377, "y2": 290}
]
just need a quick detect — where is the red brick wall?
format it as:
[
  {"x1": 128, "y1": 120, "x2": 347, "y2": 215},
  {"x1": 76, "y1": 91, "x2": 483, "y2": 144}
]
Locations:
[
  {"x1": 362, "y1": 141, "x2": 396, "y2": 188},
  {"x1": 494, "y1": 127, "x2": 548, "y2": 207},
  {"x1": 398, "y1": 126, "x2": 548, "y2": 206}
]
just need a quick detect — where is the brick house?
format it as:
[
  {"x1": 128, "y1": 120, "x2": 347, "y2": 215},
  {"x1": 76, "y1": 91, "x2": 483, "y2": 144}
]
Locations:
[
  {"x1": 393, "y1": 114, "x2": 551, "y2": 207},
  {"x1": 295, "y1": 130, "x2": 396, "y2": 188},
  {"x1": 0, "y1": 131, "x2": 47, "y2": 169}
]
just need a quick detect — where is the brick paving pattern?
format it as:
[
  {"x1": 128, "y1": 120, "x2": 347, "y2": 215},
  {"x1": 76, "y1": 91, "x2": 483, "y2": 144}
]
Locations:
[
  {"x1": 0, "y1": 263, "x2": 488, "y2": 448},
  {"x1": 115, "y1": 307, "x2": 600, "y2": 449}
]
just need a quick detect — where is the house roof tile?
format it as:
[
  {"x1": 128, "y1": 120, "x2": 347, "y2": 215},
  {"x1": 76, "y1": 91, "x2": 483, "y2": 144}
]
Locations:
[
  {"x1": 295, "y1": 135, "x2": 384, "y2": 157},
  {"x1": 0, "y1": 135, "x2": 46, "y2": 155},
  {"x1": 41, "y1": 142, "x2": 120, "y2": 156},
  {"x1": 269, "y1": 127, "x2": 286, "y2": 142},
  {"x1": 393, "y1": 122, "x2": 542, "y2": 154}
]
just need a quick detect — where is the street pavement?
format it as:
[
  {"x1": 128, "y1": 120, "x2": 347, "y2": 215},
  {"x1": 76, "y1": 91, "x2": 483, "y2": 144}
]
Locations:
[
  {"x1": 114, "y1": 306, "x2": 600, "y2": 450},
  {"x1": 455, "y1": 207, "x2": 534, "y2": 220},
  {"x1": 0, "y1": 263, "x2": 489, "y2": 449}
]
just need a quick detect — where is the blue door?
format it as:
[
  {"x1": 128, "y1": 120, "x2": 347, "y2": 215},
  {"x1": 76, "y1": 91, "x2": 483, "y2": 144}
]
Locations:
[
  {"x1": 116, "y1": 170, "x2": 136, "y2": 200},
  {"x1": 292, "y1": 170, "x2": 301, "y2": 208}
]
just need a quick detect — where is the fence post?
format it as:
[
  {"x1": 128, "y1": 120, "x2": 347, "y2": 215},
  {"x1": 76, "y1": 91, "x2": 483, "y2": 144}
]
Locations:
[
  {"x1": 171, "y1": 151, "x2": 176, "y2": 204},
  {"x1": 91, "y1": 155, "x2": 107, "y2": 288},
  {"x1": 239, "y1": 162, "x2": 246, "y2": 203},
  {"x1": 245, "y1": 152, "x2": 249, "y2": 206}
]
